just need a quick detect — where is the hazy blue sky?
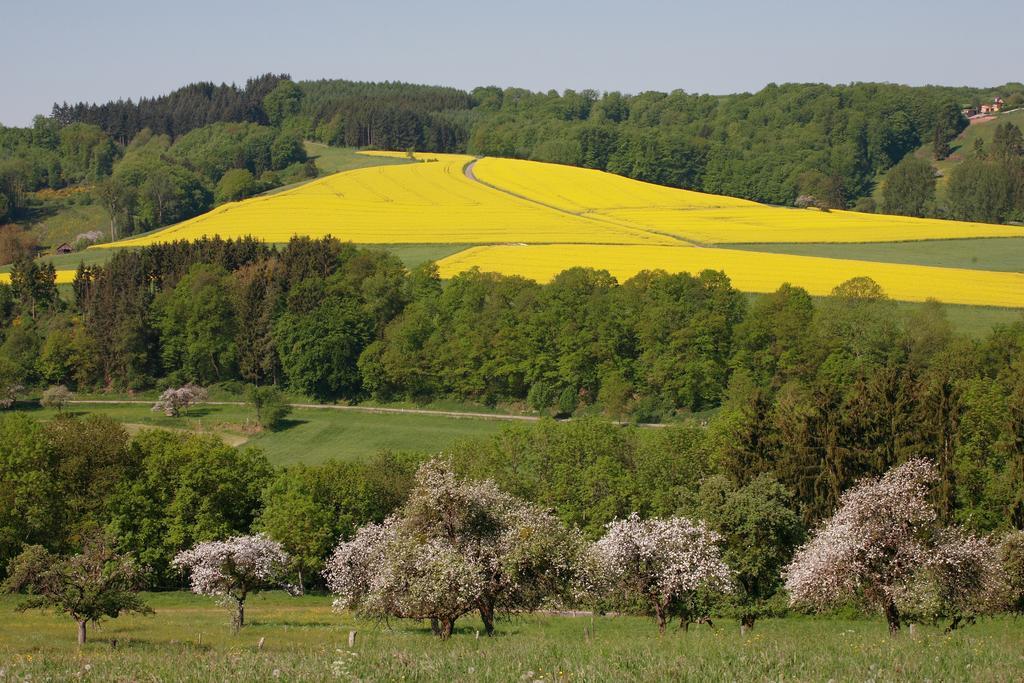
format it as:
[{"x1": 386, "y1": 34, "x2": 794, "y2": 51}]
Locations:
[{"x1": 5, "y1": 0, "x2": 1022, "y2": 126}]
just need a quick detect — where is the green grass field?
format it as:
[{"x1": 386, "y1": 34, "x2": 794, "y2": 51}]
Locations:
[
  {"x1": 21, "y1": 202, "x2": 110, "y2": 250},
  {"x1": 359, "y1": 243, "x2": 469, "y2": 268},
  {"x1": 304, "y1": 141, "x2": 415, "y2": 175},
  {"x1": 21, "y1": 401, "x2": 509, "y2": 466},
  {"x1": 733, "y1": 237, "x2": 1024, "y2": 272},
  {"x1": 0, "y1": 247, "x2": 116, "y2": 275},
  {"x1": 0, "y1": 592, "x2": 1020, "y2": 681}
]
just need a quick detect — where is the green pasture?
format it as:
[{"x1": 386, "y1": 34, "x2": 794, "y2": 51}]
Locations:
[{"x1": 0, "y1": 592, "x2": 1020, "y2": 682}]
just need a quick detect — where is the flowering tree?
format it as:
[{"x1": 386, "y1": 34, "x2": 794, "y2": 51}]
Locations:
[
  {"x1": 173, "y1": 533, "x2": 295, "y2": 630},
  {"x1": 0, "y1": 378, "x2": 22, "y2": 409},
  {"x1": 324, "y1": 459, "x2": 583, "y2": 638},
  {"x1": 40, "y1": 384, "x2": 73, "y2": 413},
  {"x1": 999, "y1": 530, "x2": 1024, "y2": 614},
  {"x1": 2, "y1": 532, "x2": 152, "y2": 645},
  {"x1": 152, "y1": 383, "x2": 208, "y2": 417},
  {"x1": 784, "y1": 459, "x2": 1005, "y2": 635},
  {"x1": 592, "y1": 513, "x2": 733, "y2": 633},
  {"x1": 891, "y1": 528, "x2": 1006, "y2": 629}
]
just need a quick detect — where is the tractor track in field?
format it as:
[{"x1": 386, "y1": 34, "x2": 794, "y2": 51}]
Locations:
[
  {"x1": 66, "y1": 399, "x2": 670, "y2": 428},
  {"x1": 462, "y1": 159, "x2": 697, "y2": 247}
]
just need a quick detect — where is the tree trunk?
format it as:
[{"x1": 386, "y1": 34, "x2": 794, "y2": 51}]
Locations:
[
  {"x1": 947, "y1": 615, "x2": 962, "y2": 632},
  {"x1": 654, "y1": 603, "x2": 667, "y2": 635},
  {"x1": 77, "y1": 619, "x2": 87, "y2": 645},
  {"x1": 430, "y1": 618, "x2": 440, "y2": 636},
  {"x1": 438, "y1": 618, "x2": 455, "y2": 640},
  {"x1": 885, "y1": 601, "x2": 901, "y2": 636},
  {"x1": 741, "y1": 613, "x2": 756, "y2": 632},
  {"x1": 297, "y1": 569, "x2": 304, "y2": 595},
  {"x1": 234, "y1": 599, "x2": 245, "y2": 631},
  {"x1": 479, "y1": 601, "x2": 495, "y2": 636}
]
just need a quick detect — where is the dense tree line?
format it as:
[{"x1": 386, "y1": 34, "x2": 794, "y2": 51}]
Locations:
[
  {"x1": 50, "y1": 74, "x2": 289, "y2": 143},
  {"x1": 1, "y1": 237, "x2": 1023, "y2": 549},
  {"x1": 35, "y1": 76, "x2": 1024, "y2": 213},
  {"x1": 0, "y1": 77, "x2": 311, "y2": 248}
]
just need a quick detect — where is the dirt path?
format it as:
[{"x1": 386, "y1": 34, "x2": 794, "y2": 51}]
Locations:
[
  {"x1": 68, "y1": 399, "x2": 669, "y2": 427},
  {"x1": 69, "y1": 399, "x2": 542, "y2": 423}
]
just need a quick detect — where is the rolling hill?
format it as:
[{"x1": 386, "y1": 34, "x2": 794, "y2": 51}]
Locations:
[{"x1": 9, "y1": 149, "x2": 1021, "y2": 308}]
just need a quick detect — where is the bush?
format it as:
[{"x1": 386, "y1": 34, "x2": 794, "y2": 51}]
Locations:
[
  {"x1": 557, "y1": 387, "x2": 578, "y2": 416},
  {"x1": 527, "y1": 381, "x2": 557, "y2": 413},
  {"x1": 246, "y1": 385, "x2": 292, "y2": 431},
  {"x1": 215, "y1": 168, "x2": 260, "y2": 204},
  {"x1": 40, "y1": 385, "x2": 73, "y2": 413}
]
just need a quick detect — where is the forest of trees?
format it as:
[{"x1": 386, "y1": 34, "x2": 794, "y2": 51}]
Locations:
[
  {"x1": 1, "y1": 235, "x2": 1023, "y2": 566},
  {"x1": 0, "y1": 76, "x2": 313, "y2": 242}
]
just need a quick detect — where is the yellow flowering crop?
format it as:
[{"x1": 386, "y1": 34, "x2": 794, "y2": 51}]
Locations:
[
  {"x1": 472, "y1": 158, "x2": 1024, "y2": 244},
  {"x1": 0, "y1": 270, "x2": 77, "y2": 285},
  {"x1": 77, "y1": 151, "x2": 1024, "y2": 307},
  {"x1": 436, "y1": 244, "x2": 1024, "y2": 308},
  {"x1": 107, "y1": 153, "x2": 673, "y2": 248}
]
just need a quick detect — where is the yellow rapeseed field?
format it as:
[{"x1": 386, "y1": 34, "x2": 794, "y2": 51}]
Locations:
[
  {"x1": 107, "y1": 153, "x2": 673, "y2": 248},
  {"x1": 0, "y1": 271, "x2": 77, "y2": 285},
  {"x1": 472, "y1": 158, "x2": 1024, "y2": 244},
  {"x1": 436, "y1": 244, "x2": 1024, "y2": 308},
  {"x1": 83, "y1": 151, "x2": 1024, "y2": 307}
]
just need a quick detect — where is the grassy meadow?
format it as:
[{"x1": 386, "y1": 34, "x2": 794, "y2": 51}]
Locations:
[
  {"x1": 0, "y1": 592, "x2": 1021, "y2": 681},
  {"x1": 21, "y1": 400, "x2": 510, "y2": 466},
  {"x1": 733, "y1": 237, "x2": 1024, "y2": 272}
]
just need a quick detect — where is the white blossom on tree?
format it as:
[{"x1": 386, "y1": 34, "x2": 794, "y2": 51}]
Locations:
[
  {"x1": 172, "y1": 533, "x2": 295, "y2": 629},
  {"x1": 0, "y1": 382, "x2": 23, "y2": 409},
  {"x1": 891, "y1": 527, "x2": 1007, "y2": 629},
  {"x1": 152, "y1": 383, "x2": 208, "y2": 417},
  {"x1": 1000, "y1": 530, "x2": 1024, "y2": 614},
  {"x1": 592, "y1": 512, "x2": 733, "y2": 633},
  {"x1": 783, "y1": 458, "x2": 1005, "y2": 635},
  {"x1": 324, "y1": 459, "x2": 583, "y2": 638},
  {"x1": 40, "y1": 384, "x2": 73, "y2": 413}
]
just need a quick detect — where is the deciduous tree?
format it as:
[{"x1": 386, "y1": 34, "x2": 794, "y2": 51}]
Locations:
[
  {"x1": 173, "y1": 533, "x2": 295, "y2": 630},
  {"x1": 2, "y1": 532, "x2": 151, "y2": 645},
  {"x1": 592, "y1": 512, "x2": 733, "y2": 633}
]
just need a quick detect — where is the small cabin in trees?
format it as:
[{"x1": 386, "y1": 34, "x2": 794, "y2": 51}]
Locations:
[{"x1": 54, "y1": 242, "x2": 73, "y2": 255}]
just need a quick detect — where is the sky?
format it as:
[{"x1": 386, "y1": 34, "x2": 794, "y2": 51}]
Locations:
[{"x1": 4, "y1": 0, "x2": 1022, "y2": 126}]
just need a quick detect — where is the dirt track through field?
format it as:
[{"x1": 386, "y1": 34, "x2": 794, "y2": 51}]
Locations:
[{"x1": 67, "y1": 400, "x2": 669, "y2": 427}]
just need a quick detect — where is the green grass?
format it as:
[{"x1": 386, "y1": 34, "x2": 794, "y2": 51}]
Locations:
[
  {"x1": 0, "y1": 592, "x2": 1021, "y2": 682},
  {"x1": 258, "y1": 144, "x2": 413, "y2": 197},
  {"x1": 359, "y1": 243, "x2": 470, "y2": 268},
  {"x1": 20, "y1": 202, "x2": 110, "y2": 250},
  {"x1": 732, "y1": 238, "x2": 1024, "y2": 272},
  {"x1": 19, "y1": 401, "x2": 509, "y2": 466},
  {"x1": 0, "y1": 247, "x2": 116, "y2": 274},
  {"x1": 305, "y1": 141, "x2": 414, "y2": 175}
]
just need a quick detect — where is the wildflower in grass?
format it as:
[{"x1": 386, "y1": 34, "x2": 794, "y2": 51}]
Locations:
[{"x1": 173, "y1": 533, "x2": 296, "y2": 630}]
